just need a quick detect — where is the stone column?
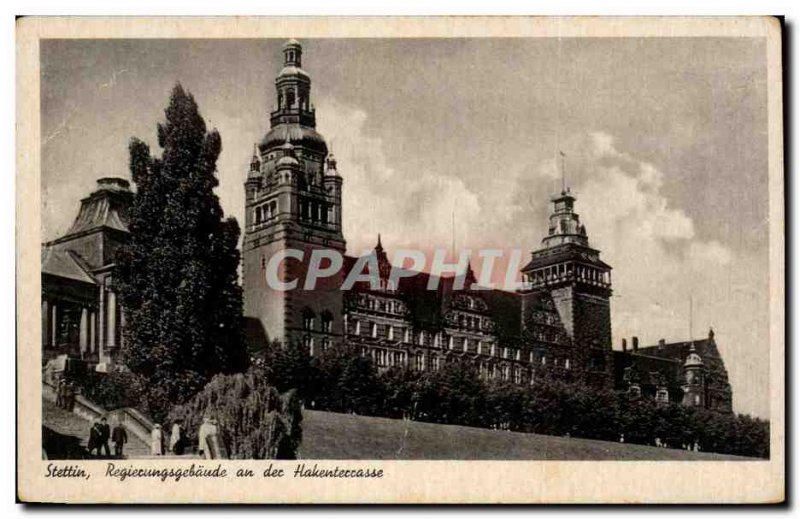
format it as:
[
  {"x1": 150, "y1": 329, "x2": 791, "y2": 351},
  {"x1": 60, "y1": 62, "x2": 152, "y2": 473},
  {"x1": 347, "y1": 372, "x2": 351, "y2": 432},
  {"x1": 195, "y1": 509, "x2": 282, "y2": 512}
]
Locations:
[
  {"x1": 107, "y1": 291, "x2": 117, "y2": 350},
  {"x1": 42, "y1": 300, "x2": 50, "y2": 348},
  {"x1": 89, "y1": 311, "x2": 96, "y2": 354},
  {"x1": 98, "y1": 287, "x2": 106, "y2": 360},
  {"x1": 79, "y1": 307, "x2": 89, "y2": 354},
  {"x1": 51, "y1": 303, "x2": 58, "y2": 348},
  {"x1": 119, "y1": 309, "x2": 126, "y2": 350}
]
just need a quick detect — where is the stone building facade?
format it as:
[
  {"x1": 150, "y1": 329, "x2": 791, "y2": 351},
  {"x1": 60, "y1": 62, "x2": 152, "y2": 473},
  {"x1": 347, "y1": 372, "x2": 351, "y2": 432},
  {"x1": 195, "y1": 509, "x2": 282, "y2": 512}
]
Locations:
[
  {"x1": 242, "y1": 40, "x2": 735, "y2": 412},
  {"x1": 41, "y1": 177, "x2": 131, "y2": 370},
  {"x1": 39, "y1": 40, "x2": 735, "y2": 414}
]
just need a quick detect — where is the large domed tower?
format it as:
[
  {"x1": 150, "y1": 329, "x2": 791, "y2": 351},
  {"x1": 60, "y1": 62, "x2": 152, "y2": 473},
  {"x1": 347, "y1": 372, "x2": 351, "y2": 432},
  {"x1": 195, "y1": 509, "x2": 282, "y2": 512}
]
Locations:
[
  {"x1": 243, "y1": 39, "x2": 346, "y2": 352},
  {"x1": 520, "y1": 188, "x2": 613, "y2": 387}
]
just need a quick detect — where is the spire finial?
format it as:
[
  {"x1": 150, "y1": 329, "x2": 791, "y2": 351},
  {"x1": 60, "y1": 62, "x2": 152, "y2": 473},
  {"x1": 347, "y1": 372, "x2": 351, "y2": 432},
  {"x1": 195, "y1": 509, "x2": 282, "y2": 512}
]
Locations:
[
  {"x1": 250, "y1": 143, "x2": 260, "y2": 172},
  {"x1": 559, "y1": 150, "x2": 567, "y2": 195},
  {"x1": 377, "y1": 233, "x2": 382, "y2": 248}
]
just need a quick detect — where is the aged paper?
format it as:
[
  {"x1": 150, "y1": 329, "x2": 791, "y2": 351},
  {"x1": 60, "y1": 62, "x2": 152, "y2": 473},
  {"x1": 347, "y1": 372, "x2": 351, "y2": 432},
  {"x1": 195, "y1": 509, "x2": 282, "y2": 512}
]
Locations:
[{"x1": 17, "y1": 16, "x2": 784, "y2": 503}]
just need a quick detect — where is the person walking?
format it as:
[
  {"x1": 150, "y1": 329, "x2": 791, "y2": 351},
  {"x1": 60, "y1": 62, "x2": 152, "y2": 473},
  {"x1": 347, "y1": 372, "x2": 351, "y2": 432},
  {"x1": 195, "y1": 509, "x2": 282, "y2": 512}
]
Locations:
[
  {"x1": 197, "y1": 416, "x2": 218, "y2": 458},
  {"x1": 151, "y1": 424, "x2": 164, "y2": 456},
  {"x1": 98, "y1": 417, "x2": 111, "y2": 457},
  {"x1": 112, "y1": 421, "x2": 128, "y2": 457},
  {"x1": 88, "y1": 420, "x2": 103, "y2": 457},
  {"x1": 170, "y1": 421, "x2": 183, "y2": 455}
]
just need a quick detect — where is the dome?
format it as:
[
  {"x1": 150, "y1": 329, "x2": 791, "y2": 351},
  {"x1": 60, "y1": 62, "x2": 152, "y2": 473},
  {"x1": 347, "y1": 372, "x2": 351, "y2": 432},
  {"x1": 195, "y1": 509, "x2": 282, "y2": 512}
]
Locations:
[
  {"x1": 278, "y1": 65, "x2": 309, "y2": 79},
  {"x1": 277, "y1": 155, "x2": 300, "y2": 168},
  {"x1": 260, "y1": 124, "x2": 328, "y2": 155},
  {"x1": 684, "y1": 346, "x2": 704, "y2": 367}
]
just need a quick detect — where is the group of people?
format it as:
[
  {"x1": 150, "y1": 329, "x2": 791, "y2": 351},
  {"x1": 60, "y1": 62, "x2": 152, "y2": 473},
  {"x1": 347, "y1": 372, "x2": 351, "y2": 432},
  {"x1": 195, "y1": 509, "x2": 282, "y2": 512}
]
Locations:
[
  {"x1": 88, "y1": 417, "x2": 129, "y2": 457},
  {"x1": 149, "y1": 416, "x2": 220, "y2": 458},
  {"x1": 149, "y1": 421, "x2": 186, "y2": 456},
  {"x1": 85, "y1": 414, "x2": 222, "y2": 459},
  {"x1": 55, "y1": 378, "x2": 77, "y2": 411}
]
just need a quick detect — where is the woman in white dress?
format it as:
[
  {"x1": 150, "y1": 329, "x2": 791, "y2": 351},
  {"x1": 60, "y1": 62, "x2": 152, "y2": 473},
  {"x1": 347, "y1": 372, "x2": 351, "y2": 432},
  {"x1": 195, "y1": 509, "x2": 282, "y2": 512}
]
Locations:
[
  {"x1": 169, "y1": 422, "x2": 182, "y2": 455},
  {"x1": 197, "y1": 416, "x2": 212, "y2": 457}
]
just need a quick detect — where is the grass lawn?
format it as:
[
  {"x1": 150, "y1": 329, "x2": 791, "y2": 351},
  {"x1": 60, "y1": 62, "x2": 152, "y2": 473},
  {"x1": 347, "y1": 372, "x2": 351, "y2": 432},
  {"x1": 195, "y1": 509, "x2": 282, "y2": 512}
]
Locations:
[{"x1": 300, "y1": 410, "x2": 754, "y2": 461}]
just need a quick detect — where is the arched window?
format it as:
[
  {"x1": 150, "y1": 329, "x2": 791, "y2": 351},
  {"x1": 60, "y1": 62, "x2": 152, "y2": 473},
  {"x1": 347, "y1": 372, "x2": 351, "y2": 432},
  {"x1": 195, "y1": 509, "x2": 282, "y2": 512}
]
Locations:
[
  {"x1": 321, "y1": 311, "x2": 333, "y2": 334},
  {"x1": 286, "y1": 89, "x2": 296, "y2": 108},
  {"x1": 302, "y1": 308, "x2": 315, "y2": 331}
]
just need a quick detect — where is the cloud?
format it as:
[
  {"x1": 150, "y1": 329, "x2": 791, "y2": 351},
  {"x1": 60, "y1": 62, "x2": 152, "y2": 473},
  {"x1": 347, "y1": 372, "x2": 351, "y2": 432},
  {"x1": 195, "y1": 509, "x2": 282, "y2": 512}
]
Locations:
[
  {"x1": 316, "y1": 98, "x2": 482, "y2": 255},
  {"x1": 318, "y1": 113, "x2": 767, "y2": 417}
]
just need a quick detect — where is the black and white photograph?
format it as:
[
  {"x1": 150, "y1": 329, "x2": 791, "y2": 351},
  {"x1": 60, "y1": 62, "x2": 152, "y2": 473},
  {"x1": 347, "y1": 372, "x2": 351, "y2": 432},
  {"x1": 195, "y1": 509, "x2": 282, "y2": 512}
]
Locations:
[{"x1": 17, "y1": 16, "x2": 785, "y2": 504}]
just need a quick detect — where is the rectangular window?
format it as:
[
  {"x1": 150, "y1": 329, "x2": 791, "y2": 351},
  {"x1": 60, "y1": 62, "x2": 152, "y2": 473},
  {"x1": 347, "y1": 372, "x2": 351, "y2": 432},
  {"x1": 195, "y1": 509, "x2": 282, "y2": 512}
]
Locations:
[{"x1": 388, "y1": 326, "x2": 394, "y2": 341}]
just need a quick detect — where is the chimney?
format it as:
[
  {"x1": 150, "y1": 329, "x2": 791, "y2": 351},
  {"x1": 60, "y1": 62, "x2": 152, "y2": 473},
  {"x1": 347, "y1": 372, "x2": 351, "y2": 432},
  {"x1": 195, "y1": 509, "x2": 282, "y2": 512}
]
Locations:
[
  {"x1": 632, "y1": 336, "x2": 639, "y2": 352},
  {"x1": 658, "y1": 338, "x2": 665, "y2": 351},
  {"x1": 621, "y1": 338, "x2": 627, "y2": 352}
]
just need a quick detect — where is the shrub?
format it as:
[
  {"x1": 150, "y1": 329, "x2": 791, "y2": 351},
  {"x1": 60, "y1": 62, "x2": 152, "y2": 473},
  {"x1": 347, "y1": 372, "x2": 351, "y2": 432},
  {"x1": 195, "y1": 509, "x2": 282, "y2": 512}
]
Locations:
[
  {"x1": 168, "y1": 367, "x2": 302, "y2": 459},
  {"x1": 75, "y1": 370, "x2": 147, "y2": 412}
]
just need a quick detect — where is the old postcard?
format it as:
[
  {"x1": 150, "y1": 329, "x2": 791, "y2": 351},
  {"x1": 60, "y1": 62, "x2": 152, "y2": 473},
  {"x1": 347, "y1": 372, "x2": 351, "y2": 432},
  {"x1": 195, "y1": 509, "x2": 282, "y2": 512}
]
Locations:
[{"x1": 16, "y1": 16, "x2": 784, "y2": 503}]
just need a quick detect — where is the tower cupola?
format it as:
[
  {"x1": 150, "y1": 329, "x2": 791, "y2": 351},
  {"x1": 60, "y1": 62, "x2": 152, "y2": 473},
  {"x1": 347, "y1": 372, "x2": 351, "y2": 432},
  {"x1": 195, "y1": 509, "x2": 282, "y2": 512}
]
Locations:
[
  {"x1": 542, "y1": 187, "x2": 589, "y2": 248},
  {"x1": 684, "y1": 344, "x2": 704, "y2": 367},
  {"x1": 276, "y1": 140, "x2": 300, "y2": 169},
  {"x1": 283, "y1": 38, "x2": 303, "y2": 67}
]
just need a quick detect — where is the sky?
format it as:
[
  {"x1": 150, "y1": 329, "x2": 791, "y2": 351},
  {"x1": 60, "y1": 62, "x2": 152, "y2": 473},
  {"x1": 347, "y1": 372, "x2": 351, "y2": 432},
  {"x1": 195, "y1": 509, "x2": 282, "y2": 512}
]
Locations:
[{"x1": 40, "y1": 37, "x2": 771, "y2": 418}]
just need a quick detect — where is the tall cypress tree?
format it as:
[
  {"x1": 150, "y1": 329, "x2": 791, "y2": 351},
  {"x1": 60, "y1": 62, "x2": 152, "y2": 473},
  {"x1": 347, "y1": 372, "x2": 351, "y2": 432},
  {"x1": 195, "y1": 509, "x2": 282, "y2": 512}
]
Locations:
[{"x1": 116, "y1": 84, "x2": 248, "y2": 420}]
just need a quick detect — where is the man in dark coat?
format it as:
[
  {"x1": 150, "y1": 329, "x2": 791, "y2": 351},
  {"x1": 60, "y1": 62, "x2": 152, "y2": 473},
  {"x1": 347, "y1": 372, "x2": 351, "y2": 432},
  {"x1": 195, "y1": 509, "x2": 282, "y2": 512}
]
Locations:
[
  {"x1": 88, "y1": 420, "x2": 102, "y2": 456},
  {"x1": 112, "y1": 421, "x2": 128, "y2": 457},
  {"x1": 98, "y1": 417, "x2": 111, "y2": 457}
]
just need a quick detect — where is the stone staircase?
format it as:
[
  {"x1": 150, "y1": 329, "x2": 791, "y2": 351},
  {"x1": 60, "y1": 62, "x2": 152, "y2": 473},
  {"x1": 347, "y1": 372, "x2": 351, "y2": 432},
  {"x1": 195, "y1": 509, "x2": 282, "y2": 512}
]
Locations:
[{"x1": 42, "y1": 397, "x2": 150, "y2": 459}]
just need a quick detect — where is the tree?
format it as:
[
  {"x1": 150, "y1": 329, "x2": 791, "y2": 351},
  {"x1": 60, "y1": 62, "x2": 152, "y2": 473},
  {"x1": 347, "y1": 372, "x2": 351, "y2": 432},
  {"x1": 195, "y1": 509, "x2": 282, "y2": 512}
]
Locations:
[
  {"x1": 415, "y1": 359, "x2": 486, "y2": 426},
  {"x1": 116, "y1": 84, "x2": 248, "y2": 422},
  {"x1": 168, "y1": 366, "x2": 303, "y2": 459},
  {"x1": 269, "y1": 340, "x2": 313, "y2": 398},
  {"x1": 338, "y1": 355, "x2": 382, "y2": 415}
]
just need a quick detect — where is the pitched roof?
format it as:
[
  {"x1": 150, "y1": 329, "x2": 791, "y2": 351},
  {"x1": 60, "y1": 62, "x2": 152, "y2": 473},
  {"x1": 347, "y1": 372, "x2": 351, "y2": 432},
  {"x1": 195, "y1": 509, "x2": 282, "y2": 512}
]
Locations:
[
  {"x1": 41, "y1": 247, "x2": 97, "y2": 285},
  {"x1": 342, "y1": 253, "x2": 527, "y2": 335},
  {"x1": 66, "y1": 193, "x2": 130, "y2": 235},
  {"x1": 636, "y1": 338, "x2": 715, "y2": 362},
  {"x1": 521, "y1": 243, "x2": 611, "y2": 272}
]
